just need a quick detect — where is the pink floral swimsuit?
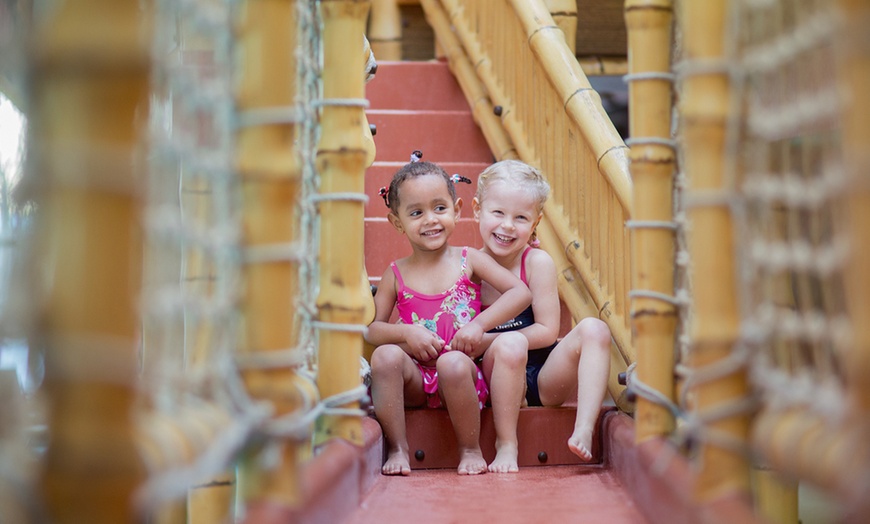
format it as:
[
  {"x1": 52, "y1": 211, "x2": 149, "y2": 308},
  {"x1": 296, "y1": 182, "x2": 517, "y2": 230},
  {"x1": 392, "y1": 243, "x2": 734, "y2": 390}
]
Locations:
[{"x1": 391, "y1": 246, "x2": 489, "y2": 409}]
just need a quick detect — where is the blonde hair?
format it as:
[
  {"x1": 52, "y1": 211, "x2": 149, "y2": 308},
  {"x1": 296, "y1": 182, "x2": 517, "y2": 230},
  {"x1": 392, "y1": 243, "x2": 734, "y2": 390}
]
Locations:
[{"x1": 475, "y1": 159, "x2": 550, "y2": 214}]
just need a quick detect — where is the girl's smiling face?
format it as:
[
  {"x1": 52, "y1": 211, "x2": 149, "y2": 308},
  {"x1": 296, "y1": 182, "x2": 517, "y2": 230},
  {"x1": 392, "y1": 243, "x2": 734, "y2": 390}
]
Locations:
[
  {"x1": 389, "y1": 173, "x2": 461, "y2": 252},
  {"x1": 474, "y1": 181, "x2": 542, "y2": 259}
]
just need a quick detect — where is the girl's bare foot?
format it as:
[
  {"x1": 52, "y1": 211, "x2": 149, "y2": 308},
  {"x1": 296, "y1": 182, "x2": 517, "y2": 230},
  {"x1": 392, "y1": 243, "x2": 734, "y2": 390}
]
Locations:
[
  {"x1": 567, "y1": 425, "x2": 594, "y2": 462},
  {"x1": 487, "y1": 441, "x2": 519, "y2": 473},
  {"x1": 382, "y1": 448, "x2": 411, "y2": 475},
  {"x1": 457, "y1": 448, "x2": 487, "y2": 475}
]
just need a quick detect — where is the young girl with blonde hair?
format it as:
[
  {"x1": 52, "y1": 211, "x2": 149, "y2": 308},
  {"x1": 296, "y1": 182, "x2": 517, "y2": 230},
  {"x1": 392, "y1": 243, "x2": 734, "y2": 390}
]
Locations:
[{"x1": 473, "y1": 159, "x2": 612, "y2": 473}]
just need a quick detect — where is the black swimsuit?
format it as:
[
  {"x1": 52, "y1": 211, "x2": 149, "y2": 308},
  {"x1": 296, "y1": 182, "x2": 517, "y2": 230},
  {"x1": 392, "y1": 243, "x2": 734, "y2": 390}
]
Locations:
[{"x1": 487, "y1": 247, "x2": 556, "y2": 406}]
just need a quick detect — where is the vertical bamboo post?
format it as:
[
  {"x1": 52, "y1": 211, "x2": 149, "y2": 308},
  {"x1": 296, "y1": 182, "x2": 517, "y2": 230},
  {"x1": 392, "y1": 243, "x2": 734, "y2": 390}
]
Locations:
[
  {"x1": 679, "y1": 0, "x2": 750, "y2": 502},
  {"x1": 30, "y1": 1, "x2": 150, "y2": 522},
  {"x1": 838, "y1": 0, "x2": 870, "y2": 413},
  {"x1": 235, "y1": 0, "x2": 307, "y2": 507},
  {"x1": 837, "y1": 0, "x2": 870, "y2": 510},
  {"x1": 625, "y1": 0, "x2": 677, "y2": 441},
  {"x1": 315, "y1": 0, "x2": 370, "y2": 447},
  {"x1": 369, "y1": 0, "x2": 402, "y2": 60}
]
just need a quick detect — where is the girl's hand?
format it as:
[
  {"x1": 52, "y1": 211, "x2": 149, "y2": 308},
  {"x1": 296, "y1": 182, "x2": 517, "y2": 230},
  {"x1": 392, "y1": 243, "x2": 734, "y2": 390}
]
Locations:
[
  {"x1": 405, "y1": 325, "x2": 444, "y2": 362},
  {"x1": 449, "y1": 322, "x2": 484, "y2": 357}
]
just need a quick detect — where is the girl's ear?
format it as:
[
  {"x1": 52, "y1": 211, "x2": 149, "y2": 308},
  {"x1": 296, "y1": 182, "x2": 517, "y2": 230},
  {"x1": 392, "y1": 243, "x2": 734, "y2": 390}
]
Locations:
[
  {"x1": 453, "y1": 197, "x2": 463, "y2": 218},
  {"x1": 472, "y1": 197, "x2": 481, "y2": 220},
  {"x1": 387, "y1": 212, "x2": 404, "y2": 233}
]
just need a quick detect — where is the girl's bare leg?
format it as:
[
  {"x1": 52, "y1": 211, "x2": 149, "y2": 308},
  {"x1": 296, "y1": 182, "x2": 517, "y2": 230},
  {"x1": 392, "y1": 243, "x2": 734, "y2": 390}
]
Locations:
[
  {"x1": 371, "y1": 344, "x2": 426, "y2": 475},
  {"x1": 482, "y1": 332, "x2": 528, "y2": 473},
  {"x1": 437, "y1": 351, "x2": 487, "y2": 475},
  {"x1": 537, "y1": 317, "x2": 611, "y2": 461}
]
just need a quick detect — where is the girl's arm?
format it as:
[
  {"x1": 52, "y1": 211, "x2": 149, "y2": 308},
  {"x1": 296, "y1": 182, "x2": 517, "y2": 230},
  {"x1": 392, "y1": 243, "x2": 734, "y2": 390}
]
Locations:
[
  {"x1": 450, "y1": 249, "x2": 531, "y2": 355},
  {"x1": 518, "y1": 248, "x2": 561, "y2": 349},
  {"x1": 364, "y1": 266, "x2": 443, "y2": 362}
]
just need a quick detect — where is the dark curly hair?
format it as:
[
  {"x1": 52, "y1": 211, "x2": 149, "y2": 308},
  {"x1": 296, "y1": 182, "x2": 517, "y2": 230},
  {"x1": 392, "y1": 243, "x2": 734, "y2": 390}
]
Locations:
[{"x1": 382, "y1": 161, "x2": 456, "y2": 214}]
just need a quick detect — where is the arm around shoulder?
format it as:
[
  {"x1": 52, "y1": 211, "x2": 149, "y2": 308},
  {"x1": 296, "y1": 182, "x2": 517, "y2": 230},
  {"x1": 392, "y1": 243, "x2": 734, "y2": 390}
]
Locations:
[{"x1": 466, "y1": 248, "x2": 532, "y2": 332}]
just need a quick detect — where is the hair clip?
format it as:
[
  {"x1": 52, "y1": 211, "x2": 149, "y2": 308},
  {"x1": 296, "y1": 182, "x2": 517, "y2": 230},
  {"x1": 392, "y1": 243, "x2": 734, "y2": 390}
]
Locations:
[
  {"x1": 410, "y1": 150, "x2": 423, "y2": 163},
  {"x1": 529, "y1": 230, "x2": 541, "y2": 248},
  {"x1": 378, "y1": 187, "x2": 389, "y2": 207},
  {"x1": 450, "y1": 174, "x2": 472, "y2": 185}
]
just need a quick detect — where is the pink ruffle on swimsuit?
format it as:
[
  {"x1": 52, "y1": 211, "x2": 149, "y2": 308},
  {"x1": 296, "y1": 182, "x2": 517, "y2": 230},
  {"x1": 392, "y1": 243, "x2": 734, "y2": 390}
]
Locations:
[{"x1": 391, "y1": 246, "x2": 489, "y2": 409}]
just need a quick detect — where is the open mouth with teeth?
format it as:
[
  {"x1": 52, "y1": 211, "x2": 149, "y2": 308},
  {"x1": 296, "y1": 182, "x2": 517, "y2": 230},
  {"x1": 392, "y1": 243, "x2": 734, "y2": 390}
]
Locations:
[
  {"x1": 422, "y1": 229, "x2": 442, "y2": 237},
  {"x1": 492, "y1": 233, "x2": 515, "y2": 245}
]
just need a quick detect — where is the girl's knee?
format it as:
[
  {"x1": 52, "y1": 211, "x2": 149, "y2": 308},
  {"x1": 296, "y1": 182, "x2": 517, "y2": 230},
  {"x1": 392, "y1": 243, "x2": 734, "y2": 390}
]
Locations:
[
  {"x1": 371, "y1": 344, "x2": 405, "y2": 375},
  {"x1": 491, "y1": 332, "x2": 528, "y2": 368},
  {"x1": 577, "y1": 317, "x2": 612, "y2": 347},
  {"x1": 436, "y1": 351, "x2": 473, "y2": 382}
]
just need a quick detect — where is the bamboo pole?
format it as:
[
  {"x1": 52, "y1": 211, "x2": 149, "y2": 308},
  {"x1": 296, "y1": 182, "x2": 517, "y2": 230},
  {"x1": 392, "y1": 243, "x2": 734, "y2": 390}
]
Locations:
[
  {"x1": 315, "y1": 0, "x2": 370, "y2": 447},
  {"x1": 679, "y1": 0, "x2": 750, "y2": 502},
  {"x1": 752, "y1": 468, "x2": 799, "y2": 524},
  {"x1": 839, "y1": 0, "x2": 870, "y2": 416},
  {"x1": 235, "y1": 0, "x2": 307, "y2": 507},
  {"x1": 369, "y1": 0, "x2": 402, "y2": 60},
  {"x1": 625, "y1": 0, "x2": 677, "y2": 442},
  {"x1": 30, "y1": 1, "x2": 150, "y2": 522},
  {"x1": 837, "y1": 0, "x2": 870, "y2": 512},
  {"x1": 545, "y1": 0, "x2": 578, "y2": 55}
]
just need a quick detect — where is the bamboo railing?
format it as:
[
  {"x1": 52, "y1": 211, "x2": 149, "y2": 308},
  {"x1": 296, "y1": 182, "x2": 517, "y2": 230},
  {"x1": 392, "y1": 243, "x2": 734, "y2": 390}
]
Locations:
[{"x1": 420, "y1": 0, "x2": 632, "y2": 406}]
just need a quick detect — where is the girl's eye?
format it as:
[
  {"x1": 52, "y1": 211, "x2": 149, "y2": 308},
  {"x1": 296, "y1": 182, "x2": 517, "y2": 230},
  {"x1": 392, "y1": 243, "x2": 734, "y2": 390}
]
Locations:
[
  {"x1": 516, "y1": 215, "x2": 529, "y2": 222},
  {"x1": 435, "y1": 205, "x2": 447, "y2": 212},
  {"x1": 410, "y1": 210, "x2": 422, "y2": 217},
  {"x1": 492, "y1": 210, "x2": 503, "y2": 216}
]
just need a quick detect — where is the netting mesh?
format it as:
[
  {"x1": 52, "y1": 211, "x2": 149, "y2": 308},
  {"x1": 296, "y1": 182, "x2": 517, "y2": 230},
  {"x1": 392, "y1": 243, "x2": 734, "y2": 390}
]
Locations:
[{"x1": 734, "y1": 1, "x2": 851, "y2": 423}]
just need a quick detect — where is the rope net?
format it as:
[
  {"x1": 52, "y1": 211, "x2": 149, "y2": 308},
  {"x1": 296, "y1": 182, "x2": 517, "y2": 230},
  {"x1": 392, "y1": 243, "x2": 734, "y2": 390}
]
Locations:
[
  {"x1": 732, "y1": 0, "x2": 870, "y2": 502},
  {"x1": 651, "y1": 0, "x2": 869, "y2": 505},
  {"x1": 135, "y1": 0, "x2": 325, "y2": 510}
]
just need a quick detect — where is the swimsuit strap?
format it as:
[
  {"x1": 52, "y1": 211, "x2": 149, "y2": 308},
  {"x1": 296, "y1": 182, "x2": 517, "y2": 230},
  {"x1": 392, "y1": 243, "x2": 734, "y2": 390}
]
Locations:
[
  {"x1": 460, "y1": 246, "x2": 469, "y2": 277},
  {"x1": 519, "y1": 246, "x2": 533, "y2": 285},
  {"x1": 390, "y1": 261, "x2": 406, "y2": 293}
]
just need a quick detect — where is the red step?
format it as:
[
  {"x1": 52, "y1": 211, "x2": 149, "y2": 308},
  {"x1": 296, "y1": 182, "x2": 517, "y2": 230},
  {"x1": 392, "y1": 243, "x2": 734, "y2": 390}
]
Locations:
[
  {"x1": 367, "y1": 110, "x2": 493, "y2": 163},
  {"x1": 366, "y1": 60, "x2": 469, "y2": 111},
  {"x1": 403, "y1": 406, "x2": 615, "y2": 470}
]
